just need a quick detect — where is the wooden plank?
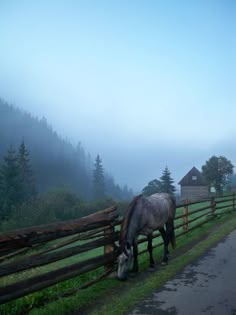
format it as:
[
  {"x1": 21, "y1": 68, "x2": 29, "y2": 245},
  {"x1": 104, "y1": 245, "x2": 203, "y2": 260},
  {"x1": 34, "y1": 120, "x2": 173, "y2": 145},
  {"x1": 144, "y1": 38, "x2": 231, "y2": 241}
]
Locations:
[
  {"x1": 175, "y1": 216, "x2": 213, "y2": 238},
  {"x1": 175, "y1": 202, "x2": 210, "y2": 220},
  {"x1": 0, "y1": 232, "x2": 119, "y2": 277},
  {"x1": 215, "y1": 197, "x2": 232, "y2": 204},
  {"x1": 176, "y1": 198, "x2": 211, "y2": 208},
  {"x1": 28, "y1": 226, "x2": 113, "y2": 258},
  {"x1": 0, "y1": 206, "x2": 116, "y2": 241},
  {"x1": 0, "y1": 229, "x2": 110, "y2": 264},
  {"x1": 215, "y1": 205, "x2": 233, "y2": 211},
  {"x1": 0, "y1": 252, "x2": 115, "y2": 305},
  {"x1": 0, "y1": 208, "x2": 117, "y2": 255},
  {"x1": 215, "y1": 209, "x2": 234, "y2": 216}
]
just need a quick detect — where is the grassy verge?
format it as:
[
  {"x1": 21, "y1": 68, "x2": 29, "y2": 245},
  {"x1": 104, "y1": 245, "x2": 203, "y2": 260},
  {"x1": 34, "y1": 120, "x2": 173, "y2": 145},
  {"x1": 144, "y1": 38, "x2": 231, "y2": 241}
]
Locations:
[{"x1": 89, "y1": 213, "x2": 236, "y2": 315}]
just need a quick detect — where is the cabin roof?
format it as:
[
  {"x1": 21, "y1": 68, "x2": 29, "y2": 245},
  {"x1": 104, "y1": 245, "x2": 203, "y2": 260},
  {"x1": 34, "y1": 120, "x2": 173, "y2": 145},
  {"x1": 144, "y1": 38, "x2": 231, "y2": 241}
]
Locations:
[{"x1": 178, "y1": 166, "x2": 207, "y2": 186}]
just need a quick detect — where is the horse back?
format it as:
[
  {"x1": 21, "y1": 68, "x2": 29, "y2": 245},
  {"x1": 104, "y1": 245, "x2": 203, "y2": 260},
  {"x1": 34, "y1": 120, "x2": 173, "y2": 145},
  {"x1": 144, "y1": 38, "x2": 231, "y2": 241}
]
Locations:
[{"x1": 138, "y1": 193, "x2": 175, "y2": 234}]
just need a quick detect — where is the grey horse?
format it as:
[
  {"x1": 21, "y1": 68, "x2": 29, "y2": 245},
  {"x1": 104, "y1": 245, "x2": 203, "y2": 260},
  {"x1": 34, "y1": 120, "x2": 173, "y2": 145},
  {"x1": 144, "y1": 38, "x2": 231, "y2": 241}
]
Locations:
[{"x1": 117, "y1": 193, "x2": 176, "y2": 280}]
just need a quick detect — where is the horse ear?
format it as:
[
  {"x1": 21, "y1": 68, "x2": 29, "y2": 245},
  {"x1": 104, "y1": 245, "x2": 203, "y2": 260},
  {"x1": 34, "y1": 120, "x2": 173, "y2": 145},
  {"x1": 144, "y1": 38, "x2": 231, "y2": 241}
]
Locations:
[{"x1": 126, "y1": 242, "x2": 131, "y2": 250}]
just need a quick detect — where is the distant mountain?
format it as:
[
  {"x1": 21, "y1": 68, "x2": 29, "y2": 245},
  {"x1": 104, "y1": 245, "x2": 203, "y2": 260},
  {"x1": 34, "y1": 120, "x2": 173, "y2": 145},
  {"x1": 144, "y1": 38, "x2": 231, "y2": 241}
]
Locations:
[{"x1": 0, "y1": 98, "x2": 133, "y2": 200}]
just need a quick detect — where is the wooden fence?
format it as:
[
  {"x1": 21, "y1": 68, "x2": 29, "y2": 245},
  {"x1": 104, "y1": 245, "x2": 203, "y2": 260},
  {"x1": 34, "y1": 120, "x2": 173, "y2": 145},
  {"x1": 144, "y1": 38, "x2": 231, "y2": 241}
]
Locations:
[{"x1": 0, "y1": 193, "x2": 235, "y2": 306}]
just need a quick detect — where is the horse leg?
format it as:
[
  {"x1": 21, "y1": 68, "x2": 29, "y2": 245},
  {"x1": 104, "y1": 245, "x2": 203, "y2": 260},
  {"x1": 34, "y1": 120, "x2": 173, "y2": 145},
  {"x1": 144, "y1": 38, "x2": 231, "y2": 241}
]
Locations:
[
  {"x1": 166, "y1": 219, "x2": 176, "y2": 250},
  {"x1": 159, "y1": 227, "x2": 169, "y2": 265},
  {"x1": 132, "y1": 241, "x2": 139, "y2": 273},
  {"x1": 147, "y1": 234, "x2": 154, "y2": 268}
]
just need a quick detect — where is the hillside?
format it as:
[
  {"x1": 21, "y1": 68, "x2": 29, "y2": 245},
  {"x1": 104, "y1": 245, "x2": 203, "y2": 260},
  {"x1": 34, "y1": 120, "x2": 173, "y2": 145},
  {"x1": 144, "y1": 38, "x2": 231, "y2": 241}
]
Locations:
[{"x1": 0, "y1": 98, "x2": 133, "y2": 200}]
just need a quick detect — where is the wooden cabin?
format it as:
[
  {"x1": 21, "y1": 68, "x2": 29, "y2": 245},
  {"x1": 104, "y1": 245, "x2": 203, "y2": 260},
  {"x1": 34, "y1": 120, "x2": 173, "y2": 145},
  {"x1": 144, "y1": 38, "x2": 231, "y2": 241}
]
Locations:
[{"x1": 178, "y1": 166, "x2": 209, "y2": 201}]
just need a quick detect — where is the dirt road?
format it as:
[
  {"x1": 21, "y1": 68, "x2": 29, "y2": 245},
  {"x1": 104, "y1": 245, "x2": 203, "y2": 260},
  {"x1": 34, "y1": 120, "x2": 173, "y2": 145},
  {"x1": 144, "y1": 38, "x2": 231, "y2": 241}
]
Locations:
[{"x1": 128, "y1": 229, "x2": 236, "y2": 315}]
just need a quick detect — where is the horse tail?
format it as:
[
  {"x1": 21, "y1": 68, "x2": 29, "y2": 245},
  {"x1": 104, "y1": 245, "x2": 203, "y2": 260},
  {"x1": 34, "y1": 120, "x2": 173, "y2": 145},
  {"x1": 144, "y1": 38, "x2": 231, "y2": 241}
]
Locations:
[
  {"x1": 169, "y1": 219, "x2": 176, "y2": 249},
  {"x1": 170, "y1": 196, "x2": 176, "y2": 249}
]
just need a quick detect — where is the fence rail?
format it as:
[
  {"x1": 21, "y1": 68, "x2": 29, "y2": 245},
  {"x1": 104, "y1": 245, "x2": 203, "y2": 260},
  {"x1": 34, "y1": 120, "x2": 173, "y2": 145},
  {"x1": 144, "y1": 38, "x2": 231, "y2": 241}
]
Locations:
[{"x1": 0, "y1": 193, "x2": 235, "y2": 306}]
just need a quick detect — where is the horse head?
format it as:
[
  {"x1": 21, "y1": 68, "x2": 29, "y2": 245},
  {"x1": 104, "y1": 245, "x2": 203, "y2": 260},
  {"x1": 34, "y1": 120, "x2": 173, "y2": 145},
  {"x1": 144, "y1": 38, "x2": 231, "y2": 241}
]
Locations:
[{"x1": 117, "y1": 241, "x2": 132, "y2": 280}]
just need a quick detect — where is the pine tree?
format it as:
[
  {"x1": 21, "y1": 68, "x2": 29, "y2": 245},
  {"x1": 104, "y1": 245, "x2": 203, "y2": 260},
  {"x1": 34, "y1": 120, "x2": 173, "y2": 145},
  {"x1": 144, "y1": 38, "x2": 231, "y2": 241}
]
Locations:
[
  {"x1": 93, "y1": 154, "x2": 105, "y2": 200},
  {"x1": 0, "y1": 146, "x2": 21, "y2": 219},
  {"x1": 18, "y1": 141, "x2": 37, "y2": 201},
  {"x1": 159, "y1": 166, "x2": 176, "y2": 195}
]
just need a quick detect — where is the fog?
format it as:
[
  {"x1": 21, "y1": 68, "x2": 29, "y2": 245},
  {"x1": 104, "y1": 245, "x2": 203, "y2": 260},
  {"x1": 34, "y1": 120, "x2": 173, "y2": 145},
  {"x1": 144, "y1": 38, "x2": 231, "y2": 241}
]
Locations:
[{"x1": 0, "y1": 1, "x2": 235, "y2": 191}]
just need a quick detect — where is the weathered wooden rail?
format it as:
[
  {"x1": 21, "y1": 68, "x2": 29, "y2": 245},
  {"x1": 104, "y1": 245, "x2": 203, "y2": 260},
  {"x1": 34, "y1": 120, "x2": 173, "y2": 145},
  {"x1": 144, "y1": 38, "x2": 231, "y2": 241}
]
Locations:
[
  {"x1": 0, "y1": 206, "x2": 119, "y2": 305},
  {"x1": 0, "y1": 194, "x2": 235, "y2": 307},
  {"x1": 0, "y1": 206, "x2": 117, "y2": 255}
]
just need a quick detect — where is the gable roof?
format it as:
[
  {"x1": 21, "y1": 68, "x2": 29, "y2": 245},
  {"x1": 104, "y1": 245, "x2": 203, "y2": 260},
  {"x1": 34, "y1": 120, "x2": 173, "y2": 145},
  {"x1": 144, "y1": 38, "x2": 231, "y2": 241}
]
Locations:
[{"x1": 178, "y1": 166, "x2": 207, "y2": 186}]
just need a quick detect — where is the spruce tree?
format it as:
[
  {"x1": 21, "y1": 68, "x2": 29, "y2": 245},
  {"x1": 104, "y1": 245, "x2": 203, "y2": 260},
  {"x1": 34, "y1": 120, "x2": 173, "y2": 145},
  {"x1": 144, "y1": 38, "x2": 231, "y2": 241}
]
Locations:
[
  {"x1": 18, "y1": 141, "x2": 37, "y2": 201},
  {"x1": 0, "y1": 146, "x2": 21, "y2": 219},
  {"x1": 159, "y1": 166, "x2": 176, "y2": 195},
  {"x1": 93, "y1": 154, "x2": 105, "y2": 200}
]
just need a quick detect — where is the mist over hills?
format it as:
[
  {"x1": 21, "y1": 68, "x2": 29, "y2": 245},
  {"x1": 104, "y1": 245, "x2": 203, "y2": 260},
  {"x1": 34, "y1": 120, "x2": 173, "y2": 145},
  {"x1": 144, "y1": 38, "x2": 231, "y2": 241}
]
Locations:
[
  {"x1": 0, "y1": 98, "x2": 133, "y2": 200},
  {"x1": 1, "y1": 97, "x2": 235, "y2": 198}
]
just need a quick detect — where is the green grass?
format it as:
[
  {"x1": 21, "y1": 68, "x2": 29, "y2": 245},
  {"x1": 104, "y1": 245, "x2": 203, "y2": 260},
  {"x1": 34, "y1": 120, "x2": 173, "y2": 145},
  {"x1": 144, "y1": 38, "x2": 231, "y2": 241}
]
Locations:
[
  {"x1": 0, "y1": 238, "x2": 105, "y2": 315},
  {"x1": 0, "y1": 239, "x2": 104, "y2": 287},
  {"x1": 0, "y1": 199, "x2": 235, "y2": 315}
]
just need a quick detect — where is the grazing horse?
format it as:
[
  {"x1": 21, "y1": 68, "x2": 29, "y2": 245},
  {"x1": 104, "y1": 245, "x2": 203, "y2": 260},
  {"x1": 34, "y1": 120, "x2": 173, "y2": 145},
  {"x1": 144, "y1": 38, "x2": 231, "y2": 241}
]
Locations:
[{"x1": 117, "y1": 193, "x2": 176, "y2": 280}]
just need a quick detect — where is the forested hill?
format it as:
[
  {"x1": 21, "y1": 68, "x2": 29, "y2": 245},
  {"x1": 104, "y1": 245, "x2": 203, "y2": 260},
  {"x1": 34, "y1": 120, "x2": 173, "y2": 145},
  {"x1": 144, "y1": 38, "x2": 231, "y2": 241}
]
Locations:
[{"x1": 0, "y1": 98, "x2": 133, "y2": 200}]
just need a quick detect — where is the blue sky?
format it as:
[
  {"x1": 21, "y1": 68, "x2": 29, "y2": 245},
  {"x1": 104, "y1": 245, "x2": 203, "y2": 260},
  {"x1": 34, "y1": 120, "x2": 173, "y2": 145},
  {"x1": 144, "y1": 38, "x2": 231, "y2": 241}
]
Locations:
[{"x1": 0, "y1": 0, "x2": 235, "y2": 190}]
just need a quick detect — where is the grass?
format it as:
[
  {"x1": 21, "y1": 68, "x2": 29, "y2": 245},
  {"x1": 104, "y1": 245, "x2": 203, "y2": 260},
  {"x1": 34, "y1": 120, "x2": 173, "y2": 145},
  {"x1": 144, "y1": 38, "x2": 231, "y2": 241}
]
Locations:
[
  {"x1": 0, "y1": 238, "x2": 104, "y2": 287},
  {"x1": 0, "y1": 199, "x2": 235, "y2": 315},
  {"x1": 0, "y1": 238, "x2": 105, "y2": 315}
]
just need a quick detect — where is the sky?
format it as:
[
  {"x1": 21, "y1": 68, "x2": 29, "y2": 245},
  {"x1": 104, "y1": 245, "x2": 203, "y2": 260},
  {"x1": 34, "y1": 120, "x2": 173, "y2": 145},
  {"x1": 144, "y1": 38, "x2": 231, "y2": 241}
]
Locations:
[{"x1": 0, "y1": 0, "x2": 235, "y2": 191}]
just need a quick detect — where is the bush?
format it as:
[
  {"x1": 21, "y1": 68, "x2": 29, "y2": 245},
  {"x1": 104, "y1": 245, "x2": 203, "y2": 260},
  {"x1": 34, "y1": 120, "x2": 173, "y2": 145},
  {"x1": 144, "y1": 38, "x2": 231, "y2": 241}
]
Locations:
[
  {"x1": 0, "y1": 187, "x2": 130, "y2": 232},
  {"x1": 42, "y1": 187, "x2": 86, "y2": 221}
]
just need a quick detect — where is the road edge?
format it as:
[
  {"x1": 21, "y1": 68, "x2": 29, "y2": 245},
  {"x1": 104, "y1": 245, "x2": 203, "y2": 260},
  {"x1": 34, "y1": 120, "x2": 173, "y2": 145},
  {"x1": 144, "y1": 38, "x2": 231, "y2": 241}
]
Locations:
[{"x1": 89, "y1": 214, "x2": 236, "y2": 315}]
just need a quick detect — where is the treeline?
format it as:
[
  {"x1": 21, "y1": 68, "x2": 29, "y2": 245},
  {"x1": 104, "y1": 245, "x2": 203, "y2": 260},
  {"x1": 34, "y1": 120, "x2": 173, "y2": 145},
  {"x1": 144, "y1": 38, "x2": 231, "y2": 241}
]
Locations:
[
  {"x1": 0, "y1": 99, "x2": 133, "y2": 230},
  {"x1": 0, "y1": 143, "x2": 129, "y2": 231},
  {"x1": 0, "y1": 98, "x2": 133, "y2": 200}
]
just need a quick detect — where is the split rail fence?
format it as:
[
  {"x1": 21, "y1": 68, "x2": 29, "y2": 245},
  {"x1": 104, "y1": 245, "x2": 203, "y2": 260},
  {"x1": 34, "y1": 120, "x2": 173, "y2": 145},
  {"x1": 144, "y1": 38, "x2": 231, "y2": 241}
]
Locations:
[{"x1": 0, "y1": 193, "x2": 235, "y2": 307}]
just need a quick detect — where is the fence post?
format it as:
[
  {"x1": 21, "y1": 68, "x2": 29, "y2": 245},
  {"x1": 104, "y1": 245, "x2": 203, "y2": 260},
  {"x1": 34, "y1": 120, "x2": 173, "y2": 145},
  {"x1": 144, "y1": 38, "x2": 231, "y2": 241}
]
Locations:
[
  {"x1": 104, "y1": 223, "x2": 115, "y2": 272},
  {"x1": 182, "y1": 199, "x2": 188, "y2": 232},
  {"x1": 210, "y1": 196, "x2": 216, "y2": 218},
  {"x1": 232, "y1": 193, "x2": 235, "y2": 211}
]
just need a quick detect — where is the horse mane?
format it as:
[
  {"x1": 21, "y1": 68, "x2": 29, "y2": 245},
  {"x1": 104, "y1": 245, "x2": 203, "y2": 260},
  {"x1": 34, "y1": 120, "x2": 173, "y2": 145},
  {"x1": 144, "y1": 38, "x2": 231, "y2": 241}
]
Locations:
[{"x1": 120, "y1": 194, "x2": 142, "y2": 242}]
